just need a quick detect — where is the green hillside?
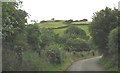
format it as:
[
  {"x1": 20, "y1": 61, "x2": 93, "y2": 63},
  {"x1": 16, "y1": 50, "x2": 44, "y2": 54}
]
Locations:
[
  {"x1": 71, "y1": 21, "x2": 91, "y2": 25},
  {"x1": 38, "y1": 21, "x2": 91, "y2": 36},
  {"x1": 38, "y1": 21, "x2": 66, "y2": 28},
  {"x1": 3, "y1": 2, "x2": 118, "y2": 71}
]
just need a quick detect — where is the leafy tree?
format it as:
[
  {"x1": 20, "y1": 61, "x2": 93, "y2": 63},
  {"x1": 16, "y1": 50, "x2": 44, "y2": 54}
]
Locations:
[
  {"x1": 65, "y1": 19, "x2": 73, "y2": 24},
  {"x1": 89, "y1": 7, "x2": 118, "y2": 55},
  {"x1": 66, "y1": 38, "x2": 89, "y2": 52},
  {"x1": 2, "y1": 2, "x2": 28, "y2": 49},
  {"x1": 80, "y1": 19, "x2": 88, "y2": 22},
  {"x1": 108, "y1": 27, "x2": 119, "y2": 54},
  {"x1": 65, "y1": 26, "x2": 87, "y2": 39},
  {"x1": 26, "y1": 24, "x2": 41, "y2": 55},
  {"x1": 40, "y1": 28, "x2": 56, "y2": 48},
  {"x1": 2, "y1": 1, "x2": 28, "y2": 71},
  {"x1": 2, "y1": 2, "x2": 27, "y2": 40},
  {"x1": 108, "y1": 27, "x2": 119, "y2": 65}
]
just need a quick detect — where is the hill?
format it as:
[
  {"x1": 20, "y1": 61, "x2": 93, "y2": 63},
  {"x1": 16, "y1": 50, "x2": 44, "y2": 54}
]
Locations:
[{"x1": 38, "y1": 20, "x2": 91, "y2": 36}]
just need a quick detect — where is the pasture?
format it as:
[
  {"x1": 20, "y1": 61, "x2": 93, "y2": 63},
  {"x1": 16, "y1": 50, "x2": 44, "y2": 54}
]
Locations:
[
  {"x1": 38, "y1": 21, "x2": 66, "y2": 28},
  {"x1": 38, "y1": 21, "x2": 91, "y2": 36}
]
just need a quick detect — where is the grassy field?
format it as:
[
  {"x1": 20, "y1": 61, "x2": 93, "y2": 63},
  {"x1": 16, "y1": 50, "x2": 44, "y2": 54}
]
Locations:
[
  {"x1": 77, "y1": 25, "x2": 90, "y2": 36},
  {"x1": 38, "y1": 21, "x2": 66, "y2": 28},
  {"x1": 53, "y1": 28, "x2": 67, "y2": 36},
  {"x1": 37, "y1": 21, "x2": 91, "y2": 36},
  {"x1": 71, "y1": 21, "x2": 91, "y2": 25},
  {"x1": 53, "y1": 25, "x2": 90, "y2": 37}
]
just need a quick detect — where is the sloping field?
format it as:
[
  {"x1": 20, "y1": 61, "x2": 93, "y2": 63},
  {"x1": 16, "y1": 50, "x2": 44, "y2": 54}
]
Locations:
[
  {"x1": 53, "y1": 25, "x2": 90, "y2": 36},
  {"x1": 38, "y1": 21, "x2": 66, "y2": 28},
  {"x1": 38, "y1": 21, "x2": 91, "y2": 36},
  {"x1": 71, "y1": 21, "x2": 91, "y2": 25}
]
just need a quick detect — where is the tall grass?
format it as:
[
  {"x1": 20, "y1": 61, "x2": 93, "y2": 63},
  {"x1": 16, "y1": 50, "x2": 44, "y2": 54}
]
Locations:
[{"x1": 22, "y1": 49, "x2": 98, "y2": 71}]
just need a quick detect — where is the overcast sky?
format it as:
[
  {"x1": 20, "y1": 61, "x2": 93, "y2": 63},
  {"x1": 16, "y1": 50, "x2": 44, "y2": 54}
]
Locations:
[{"x1": 20, "y1": 0, "x2": 119, "y2": 23}]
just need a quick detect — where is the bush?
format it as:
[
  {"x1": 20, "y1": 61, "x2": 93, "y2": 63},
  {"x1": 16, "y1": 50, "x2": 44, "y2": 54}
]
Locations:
[
  {"x1": 108, "y1": 27, "x2": 119, "y2": 54},
  {"x1": 100, "y1": 27, "x2": 119, "y2": 71},
  {"x1": 40, "y1": 20, "x2": 47, "y2": 23},
  {"x1": 45, "y1": 43, "x2": 64, "y2": 64},
  {"x1": 75, "y1": 38, "x2": 89, "y2": 51},
  {"x1": 40, "y1": 28, "x2": 56, "y2": 48},
  {"x1": 65, "y1": 19, "x2": 73, "y2": 24},
  {"x1": 107, "y1": 27, "x2": 120, "y2": 69},
  {"x1": 64, "y1": 26, "x2": 87, "y2": 39},
  {"x1": 80, "y1": 19, "x2": 88, "y2": 22},
  {"x1": 26, "y1": 25, "x2": 41, "y2": 53},
  {"x1": 65, "y1": 38, "x2": 89, "y2": 52}
]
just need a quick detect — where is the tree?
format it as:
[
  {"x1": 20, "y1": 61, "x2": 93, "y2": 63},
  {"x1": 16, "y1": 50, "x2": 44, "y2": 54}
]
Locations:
[
  {"x1": 108, "y1": 27, "x2": 119, "y2": 54},
  {"x1": 80, "y1": 19, "x2": 88, "y2": 22},
  {"x1": 2, "y1": 2, "x2": 28, "y2": 49},
  {"x1": 40, "y1": 28, "x2": 56, "y2": 48},
  {"x1": 2, "y1": 1, "x2": 28, "y2": 71},
  {"x1": 89, "y1": 7, "x2": 118, "y2": 55},
  {"x1": 65, "y1": 26, "x2": 87, "y2": 39},
  {"x1": 65, "y1": 38, "x2": 89, "y2": 52},
  {"x1": 26, "y1": 24, "x2": 41, "y2": 55},
  {"x1": 65, "y1": 19, "x2": 73, "y2": 24},
  {"x1": 51, "y1": 18, "x2": 55, "y2": 21}
]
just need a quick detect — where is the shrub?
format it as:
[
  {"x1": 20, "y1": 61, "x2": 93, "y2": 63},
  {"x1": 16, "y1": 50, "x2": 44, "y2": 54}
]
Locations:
[
  {"x1": 40, "y1": 28, "x2": 56, "y2": 48},
  {"x1": 107, "y1": 27, "x2": 120, "y2": 68},
  {"x1": 46, "y1": 43, "x2": 64, "y2": 64},
  {"x1": 65, "y1": 19, "x2": 73, "y2": 24},
  {"x1": 40, "y1": 20, "x2": 47, "y2": 23},
  {"x1": 26, "y1": 25, "x2": 41, "y2": 53},
  {"x1": 64, "y1": 26, "x2": 87, "y2": 39},
  {"x1": 80, "y1": 19, "x2": 88, "y2": 22},
  {"x1": 65, "y1": 38, "x2": 89, "y2": 52},
  {"x1": 108, "y1": 27, "x2": 119, "y2": 54}
]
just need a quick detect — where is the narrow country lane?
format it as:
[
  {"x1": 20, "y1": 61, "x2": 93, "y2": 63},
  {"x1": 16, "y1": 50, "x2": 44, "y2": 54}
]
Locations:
[{"x1": 67, "y1": 56, "x2": 105, "y2": 71}]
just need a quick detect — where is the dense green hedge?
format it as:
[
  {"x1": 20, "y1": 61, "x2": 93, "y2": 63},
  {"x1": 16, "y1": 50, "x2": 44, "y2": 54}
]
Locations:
[{"x1": 107, "y1": 27, "x2": 120, "y2": 70}]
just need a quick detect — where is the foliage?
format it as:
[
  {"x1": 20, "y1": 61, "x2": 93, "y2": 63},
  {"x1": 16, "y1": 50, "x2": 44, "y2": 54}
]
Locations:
[
  {"x1": 2, "y1": 2, "x2": 28, "y2": 41},
  {"x1": 26, "y1": 24, "x2": 41, "y2": 55},
  {"x1": 99, "y1": 27, "x2": 119, "y2": 71},
  {"x1": 65, "y1": 19, "x2": 73, "y2": 24},
  {"x1": 90, "y1": 7, "x2": 119, "y2": 71},
  {"x1": 65, "y1": 26, "x2": 87, "y2": 39},
  {"x1": 46, "y1": 43, "x2": 64, "y2": 64},
  {"x1": 107, "y1": 27, "x2": 119, "y2": 69},
  {"x1": 2, "y1": 1, "x2": 28, "y2": 71},
  {"x1": 89, "y1": 7, "x2": 118, "y2": 55},
  {"x1": 108, "y1": 27, "x2": 119, "y2": 54},
  {"x1": 80, "y1": 19, "x2": 88, "y2": 22},
  {"x1": 40, "y1": 29, "x2": 56, "y2": 48},
  {"x1": 65, "y1": 38, "x2": 89, "y2": 52},
  {"x1": 40, "y1": 20, "x2": 47, "y2": 23},
  {"x1": 2, "y1": 1, "x2": 105, "y2": 71}
]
